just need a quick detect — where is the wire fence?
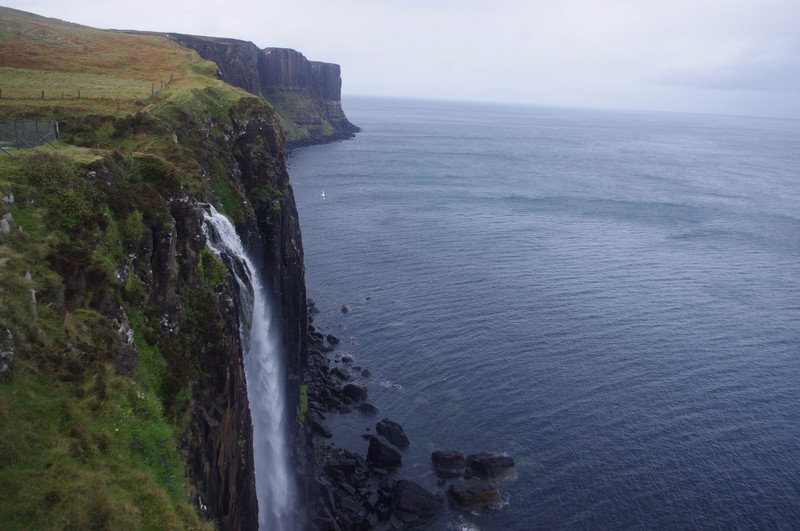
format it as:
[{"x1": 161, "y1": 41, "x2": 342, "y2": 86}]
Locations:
[
  {"x1": 0, "y1": 121, "x2": 59, "y2": 155},
  {"x1": 0, "y1": 73, "x2": 176, "y2": 105}
]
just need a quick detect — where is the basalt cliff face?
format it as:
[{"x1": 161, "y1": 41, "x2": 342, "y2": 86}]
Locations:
[{"x1": 170, "y1": 34, "x2": 360, "y2": 149}]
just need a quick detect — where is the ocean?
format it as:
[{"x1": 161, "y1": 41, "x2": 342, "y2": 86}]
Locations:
[{"x1": 289, "y1": 96, "x2": 800, "y2": 529}]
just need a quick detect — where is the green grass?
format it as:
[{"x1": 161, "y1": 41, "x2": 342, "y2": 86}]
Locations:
[
  {"x1": 0, "y1": 151, "x2": 209, "y2": 529},
  {"x1": 0, "y1": 66, "x2": 159, "y2": 100},
  {"x1": 0, "y1": 360, "x2": 206, "y2": 530}
]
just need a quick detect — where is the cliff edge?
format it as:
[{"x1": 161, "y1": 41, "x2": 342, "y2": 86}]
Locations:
[
  {"x1": 170, "y1": 34, "x2": 360, "y2": 149},
  {"x1": 0, "y1": 8, "x2": 309, "y2": 529}
]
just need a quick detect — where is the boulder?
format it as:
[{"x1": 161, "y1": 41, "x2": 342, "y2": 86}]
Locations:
[
  {"x1": 447, "y1": 479, "x2": 502, "y2": 511},
  {"x1": 331, "y1": 367, "x2": 353, "y2": 381},
  {"x1": 431, "y1": 450, "x2": 466, "y2": 478},
  {"x1": 376, "y1": 418, "x2": 410, "y2": 449},
  {"x1": 361, "y1": 368, "x2": 372, "y2": 378},
  {"x1": 327, "y1": 334, "x2": 340, "y2": 345},
  {"x1": 366, "y1": 436, "x2": 402, "y2": 469},
  {"x1": 342, "y1": 383, "x2": 367, "y2": 401},
  {"x1": 311, "y1": 417, "x2": 333, "y2": 438},
  {"x1": 340, "y1": 304, "x2": 350, "y2": 314},
  {"x1": 391, "y1": 479, "x2": 443, "y2": 524},
  {"x1": 466, "y1": 452, "x2": 516, "y2": 480}
]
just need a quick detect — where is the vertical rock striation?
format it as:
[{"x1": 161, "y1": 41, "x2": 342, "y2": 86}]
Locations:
[{"x1": 170, "y1": 34, "x2": 360, "y2": 149}]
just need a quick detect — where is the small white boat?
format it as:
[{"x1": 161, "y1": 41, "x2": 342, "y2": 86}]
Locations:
[{"x1": 321, "y1": 191, "x2": 326, "y2": 199}]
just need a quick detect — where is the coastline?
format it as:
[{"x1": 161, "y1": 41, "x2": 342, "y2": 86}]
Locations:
[{"x1": 303, "y1": 300, "x2": 516, "y2": 530}]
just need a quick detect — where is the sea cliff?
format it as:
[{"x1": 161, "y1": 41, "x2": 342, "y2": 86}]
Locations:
[
  {"x1": 0, "y1": 7, "x2": 324, "y2": 529},
  {"x1": 169, "y1": 34, "x2": 360, "y2": 150}
]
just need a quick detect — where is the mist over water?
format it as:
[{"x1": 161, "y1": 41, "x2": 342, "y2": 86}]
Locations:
[
  {"x1": 203, "y1": 206, "x2": 297, "y2": 530},
  {"x1": 291, "y1": 98, "x2": 800, "y2": 529}
]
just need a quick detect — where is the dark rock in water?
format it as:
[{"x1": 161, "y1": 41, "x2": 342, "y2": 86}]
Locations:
[
  {"x1": 447, "y1": 479, "x2": 502, "y2": 511},
  {"x1": 366, "y1": 436, "x2": 402, "y2": 468},
  {"x1": 340, "y1": 304, "x2": 350, "y2": 314},
  {"x1": 331, "y1": 367, "x2": 352, "y2": 381},
  {"x1": 311, "y1": 417, "x2": 333, "y2": 438},
  {"x1": 327, "y1": 334, "x2": 340, "y2": 344},
  {"x1": 359, "y1": 402, "x2": 379, "y2": 415},
  {"x1": 391, "y1": 479, "x2": 443, "y2": 524},
  {"x1": 361, "y1": 368, "x2": 372, "y2": 378},
  {"x1": 466, "y1": 452, "x2": 515, "y2": 480},
  {"x1": 342, "y1": 383, "x2": 368, "y2": 401},
  {"x1": 341, "y1": 353, "x2": 353, "y2": 363},
  {"x1": 431, "y1": 450, "x2": 466, "y2": 478},
  {"x1": 376, "y1": 418, "x2": 410, "y2": 449}
]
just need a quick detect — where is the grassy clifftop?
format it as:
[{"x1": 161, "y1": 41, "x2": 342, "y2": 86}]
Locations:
[{"x1": 0, "y1": 7, "x2": 290, "y2": 529}]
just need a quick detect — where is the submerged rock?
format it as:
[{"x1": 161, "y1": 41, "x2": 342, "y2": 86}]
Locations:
[
  {"x1": 431, "y1": 450, "x2": 466, "y2": 478},
  {"x1": 447, "y1": 479, "x2": 502, "y2": 511},
  {"x1": 376, "y1": 418, "x2": 410, "y2": 449},
  {"x1": 359, "y1": 402, "x2": 379, "y2": 415},
  {"x1": 391, "y1": 479, "x2": 443, "y2": 524},
  {"x1": 366, "y1": 436, "x2": 402, "y2": 468},
  {"x1": 342, "y1": 383, "x2": 368, "y2": 401},
  {"x1": 466, "y1": 452, "x2": 516, "y2": 480}
]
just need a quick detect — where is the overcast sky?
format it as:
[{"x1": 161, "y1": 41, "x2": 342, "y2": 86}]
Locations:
[{"x1": 7, "y1": 0, "x2": 800, "y2": 118}]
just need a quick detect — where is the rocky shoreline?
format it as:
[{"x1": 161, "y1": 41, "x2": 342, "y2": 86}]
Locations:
[{"x1": 304, "y1": 300, "x2": 516, "y2": 530}]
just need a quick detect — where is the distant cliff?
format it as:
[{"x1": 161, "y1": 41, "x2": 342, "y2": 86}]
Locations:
[{"x1": 170, "y1": 34, "x2": 360, "y2": 149}]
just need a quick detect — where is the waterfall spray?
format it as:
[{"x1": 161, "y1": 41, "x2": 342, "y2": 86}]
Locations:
[{"x1": 203, "y1": 205, "x2": 297, "y2": 530}]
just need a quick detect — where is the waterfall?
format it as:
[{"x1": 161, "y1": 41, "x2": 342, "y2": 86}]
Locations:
[{"x1": 203, "y1": 205, "x2": 296, "y2": 530}]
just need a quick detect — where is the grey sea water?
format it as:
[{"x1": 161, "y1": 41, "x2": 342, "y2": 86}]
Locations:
[{"x1": 290, "y1": 97, "x2": 800, "y2": 529}]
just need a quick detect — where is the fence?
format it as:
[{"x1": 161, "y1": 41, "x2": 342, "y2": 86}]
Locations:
[
  {"x1": 0, "y1": 121, "x2": 59, "y2": 155},
  {"x1": 0, "y1": 73, "x2": 175, "y2": 103}
]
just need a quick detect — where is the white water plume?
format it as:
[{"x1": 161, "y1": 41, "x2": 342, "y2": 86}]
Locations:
[{"x1": 203, "y1": 205, "x2": 297, "y2": 530}]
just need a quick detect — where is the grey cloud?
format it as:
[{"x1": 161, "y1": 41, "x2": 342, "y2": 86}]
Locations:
[{"x1": 649, "y1": 45, "x2": 800, "y2": 93}]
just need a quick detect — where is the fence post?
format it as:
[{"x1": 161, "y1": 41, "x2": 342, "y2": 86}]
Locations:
[
  {"x1": 41, "y1": 90, "x2": 44, "y2": 99},
  {"x1": 78, "y1": 89, "x2": 80, "y2": 99}
]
